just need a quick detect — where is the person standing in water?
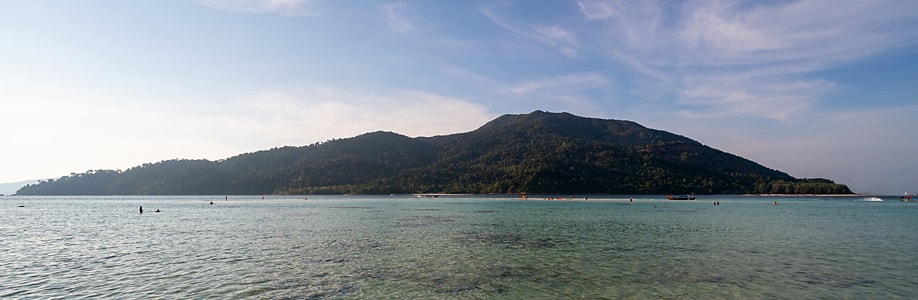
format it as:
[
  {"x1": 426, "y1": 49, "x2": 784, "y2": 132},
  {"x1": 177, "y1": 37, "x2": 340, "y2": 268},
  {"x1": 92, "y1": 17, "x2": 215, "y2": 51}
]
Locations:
[{"x1": 139, "y1": 206, "x2": 143, "y2": 214}]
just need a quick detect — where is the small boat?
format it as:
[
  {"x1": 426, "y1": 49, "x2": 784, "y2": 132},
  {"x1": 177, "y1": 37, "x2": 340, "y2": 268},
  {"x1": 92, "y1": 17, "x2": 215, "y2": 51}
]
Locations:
[{"x1": 666, "y1": 194, "x2": 695, "y2": 200}]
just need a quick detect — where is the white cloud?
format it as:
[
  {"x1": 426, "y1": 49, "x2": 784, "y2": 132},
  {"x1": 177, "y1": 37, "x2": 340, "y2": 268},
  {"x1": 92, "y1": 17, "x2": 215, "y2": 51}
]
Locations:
[
  {"x1": 677, "y1": 71, "x2": 835, "y2": 121},
  {"x1": 228, "y1": 87, "x2": 494, "y2": 144},
  {"x1": 673, "y1": 0, "x2": 918, "y2": 66},
  {"x1": 534, "y1": 24, "x2": 577, "y2": 46},
  {"x1": 577, "y1": 0, "x2": 617, "y2": 20},
  {"x1": 534, "y1": 25, "x2": 579, "y2": 57},
  {"x1": 381, "y1": 2, "x2": 417, "y2": 33},
  {"x1": 199, "y1": 0, "x2": 317, "y2": 16},
  {"x1": 582, "y1": 0, "x2": 918, "y2": 67},
  {"x1": 496, "y1": 73, "x2": 611, "y2": 115},
  {"x1": 480, "y1": 4, "x2": 581, "y2": 58},
  {"x1": 501, "y1": 73, "x2": 608, "y2": 96},
  {"x1": 579, "y1": 0, "x2": 918, "y2": 121}
]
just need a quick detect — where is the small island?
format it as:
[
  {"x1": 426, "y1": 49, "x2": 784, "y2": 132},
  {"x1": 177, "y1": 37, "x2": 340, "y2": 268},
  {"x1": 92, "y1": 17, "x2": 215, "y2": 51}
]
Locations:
[{"x1": 16, "y1": 111, "x2": 852, "y2": 196}]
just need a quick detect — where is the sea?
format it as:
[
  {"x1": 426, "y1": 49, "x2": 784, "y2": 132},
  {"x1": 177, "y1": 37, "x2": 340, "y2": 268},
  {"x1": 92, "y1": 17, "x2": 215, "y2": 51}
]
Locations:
[{"x1": 1, "y1": 195, "x2": 916, "y2": 299}]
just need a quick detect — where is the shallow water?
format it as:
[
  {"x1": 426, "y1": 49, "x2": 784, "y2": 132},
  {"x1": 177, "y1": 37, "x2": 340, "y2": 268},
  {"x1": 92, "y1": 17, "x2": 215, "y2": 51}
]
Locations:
[{"x1": 2, "y1": 195, "x2": 917, "y2": 299}]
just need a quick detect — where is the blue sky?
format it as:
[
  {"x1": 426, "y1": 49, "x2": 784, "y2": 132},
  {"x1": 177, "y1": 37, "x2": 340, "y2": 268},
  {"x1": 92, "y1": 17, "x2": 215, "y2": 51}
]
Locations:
[{"x1": 2, "y1": 0, "x2": 917, "y2": 195}]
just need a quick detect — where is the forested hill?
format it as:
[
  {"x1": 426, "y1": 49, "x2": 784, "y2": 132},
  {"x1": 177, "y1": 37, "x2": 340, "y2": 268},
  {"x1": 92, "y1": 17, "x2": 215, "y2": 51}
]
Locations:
[{"x1": 16, "y1": 111, "x2": 852, "y2": 195}]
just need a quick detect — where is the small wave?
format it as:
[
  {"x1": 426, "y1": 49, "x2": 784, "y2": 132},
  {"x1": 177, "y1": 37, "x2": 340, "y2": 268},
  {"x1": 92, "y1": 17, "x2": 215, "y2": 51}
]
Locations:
[{"x1": 860, "y1": 197, "x2": 883, "y2": 202}]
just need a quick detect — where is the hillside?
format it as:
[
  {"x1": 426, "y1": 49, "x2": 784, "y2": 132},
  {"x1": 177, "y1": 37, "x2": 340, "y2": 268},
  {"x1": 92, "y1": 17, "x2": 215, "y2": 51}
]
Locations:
[
  {"x1": 0, "y1": 180, "x2": 36, "y2": 195},
  {"x1": 16, "y1": 111, "x2": 852, "y2": 195}
]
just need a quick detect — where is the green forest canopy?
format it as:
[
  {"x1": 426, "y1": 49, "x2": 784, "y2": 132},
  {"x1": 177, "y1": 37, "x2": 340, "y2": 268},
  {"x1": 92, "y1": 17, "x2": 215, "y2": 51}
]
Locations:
[{"x1": 17, "y1": 111, "x2": 852, "y2": 196}]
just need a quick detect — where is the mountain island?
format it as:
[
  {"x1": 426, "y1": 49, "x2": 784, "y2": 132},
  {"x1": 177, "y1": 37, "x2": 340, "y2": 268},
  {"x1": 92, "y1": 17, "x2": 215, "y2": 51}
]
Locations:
[{"x1": 16, "y1": 111, "x2": 852, "y2": 195}]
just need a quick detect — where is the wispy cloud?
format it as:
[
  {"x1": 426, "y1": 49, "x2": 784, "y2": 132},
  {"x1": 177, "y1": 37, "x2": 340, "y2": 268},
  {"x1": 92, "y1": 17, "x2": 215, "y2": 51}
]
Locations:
[
  {"x1": 230, "y1": 87, "x2": 494, "y2": 143},
  {"x1": 501, "y1": 73, "x2": 608, "y2": 96},
  {"x1": 677, "y1": 74, "x2": 835, "y2": 120},
  {"x1": 534, "y1": 24, "x2": 579, "y2": 57},
  {"x1": 578, "y1": 0, "x2": 918, "y2": 121},
  {"x1": 381, "y1": 2, "x2": 416, "y2": 33},
  {"x1": 199, "y1": 0, "x2": 317, "y2": 16},
  {"x1": 496, "y1": 73, "x2": 611, "y2": 115},
  {"x1": 480, "y1": 4, "x2": 580, "y2": 58},
  {"x1": 577, "y1": 0, "x2": 617, "y2": 20},
  {"x1": 672, "y1": 0, "x2": 918, "y2": 66}
]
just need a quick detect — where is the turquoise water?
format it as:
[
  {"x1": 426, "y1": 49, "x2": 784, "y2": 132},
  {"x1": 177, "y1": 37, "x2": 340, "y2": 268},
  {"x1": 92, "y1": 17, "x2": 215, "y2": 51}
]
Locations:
[{"x1": 2, "y1": 195, "x2": 917, "y2": 299}]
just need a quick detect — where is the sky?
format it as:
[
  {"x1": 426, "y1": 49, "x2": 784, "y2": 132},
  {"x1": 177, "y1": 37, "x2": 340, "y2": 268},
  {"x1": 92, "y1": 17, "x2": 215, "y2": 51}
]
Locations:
[{"x1": 1, "y1": 0, "x2": 917, "y2": 195}]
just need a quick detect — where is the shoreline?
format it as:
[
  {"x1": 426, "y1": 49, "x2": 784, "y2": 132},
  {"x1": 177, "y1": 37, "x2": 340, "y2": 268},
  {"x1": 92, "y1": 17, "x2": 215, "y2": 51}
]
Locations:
[{"x1": 743, "y1": 193, "x2": 862, "y2": 197}]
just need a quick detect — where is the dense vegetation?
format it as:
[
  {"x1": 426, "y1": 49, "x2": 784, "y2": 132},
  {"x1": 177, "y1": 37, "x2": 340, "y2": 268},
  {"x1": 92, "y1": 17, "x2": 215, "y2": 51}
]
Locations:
[{"x1": 17, "y1": 111, "x2": 852, "y2": 195}]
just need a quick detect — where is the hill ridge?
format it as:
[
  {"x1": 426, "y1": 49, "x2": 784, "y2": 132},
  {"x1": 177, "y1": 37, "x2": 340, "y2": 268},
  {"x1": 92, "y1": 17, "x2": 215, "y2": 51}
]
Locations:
[{"x1": 16, "y1": 111, "x2": 852, "y2": 195}]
